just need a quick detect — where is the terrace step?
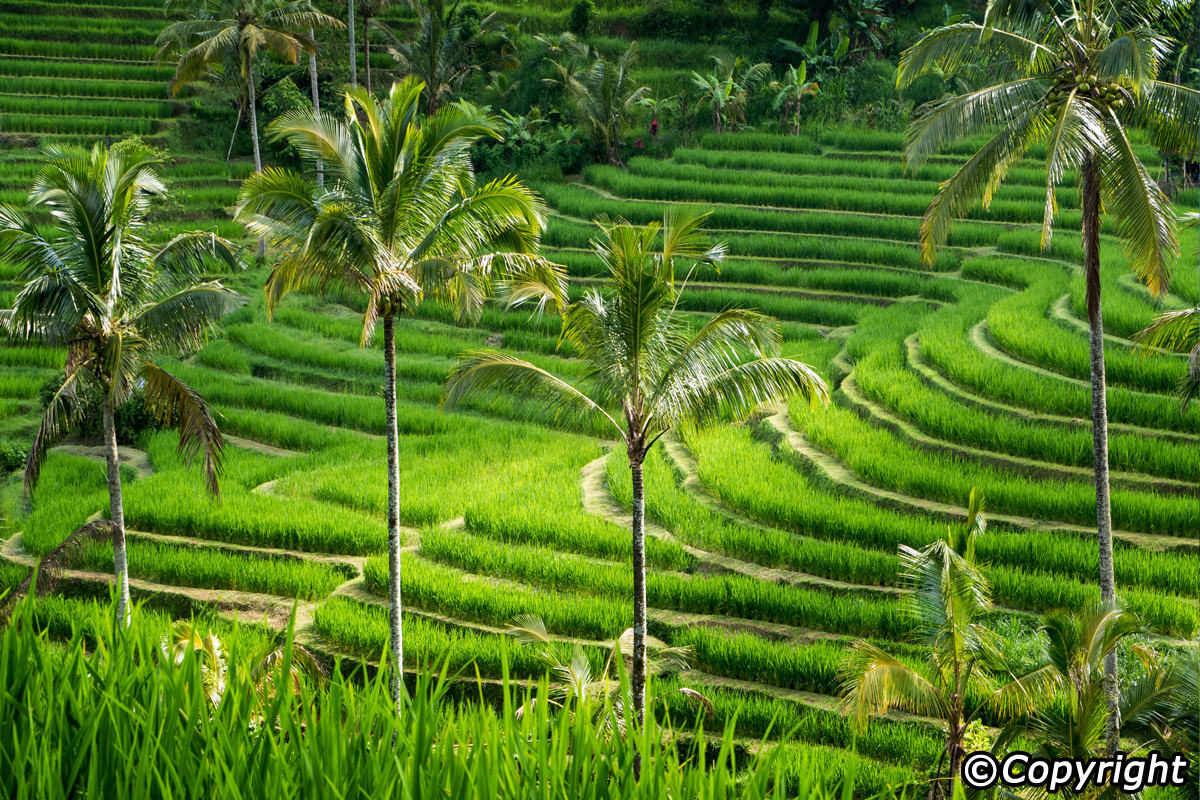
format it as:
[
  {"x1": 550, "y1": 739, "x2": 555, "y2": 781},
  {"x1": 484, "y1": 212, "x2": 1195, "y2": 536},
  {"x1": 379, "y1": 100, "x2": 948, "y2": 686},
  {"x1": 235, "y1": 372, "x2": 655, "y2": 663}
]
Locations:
[
  {"x1": 1051, "y1": 293, "x2": 1185, "y2": 355},
  {"x1": 579, "y1": 448, "x2": 895, "y2": 597},
  {"x1": 972, "y1": 320, "x2": 1182, "y2": 400},
  {"x1": 904, "y1": 334, "x2": 1200, "y2": 445},
  {"x1": 837, "y1": 369, "x2": 1196, "y2": 495},
  {"x1": 763, "y1": 407, "x2": 1187, "y2": 552}
]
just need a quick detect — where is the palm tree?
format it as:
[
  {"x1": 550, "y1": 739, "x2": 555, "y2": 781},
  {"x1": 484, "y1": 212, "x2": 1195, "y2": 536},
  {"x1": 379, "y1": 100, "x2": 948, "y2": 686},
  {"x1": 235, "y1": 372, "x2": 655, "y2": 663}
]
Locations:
[
  {"x1": 691, "y1": 55, "x2": 771, "y2": 134},
  {"x1": 375, "y1": 0, "x2": 500, "y2": 115},
  {"x1": 841, "y1": 492, "x2": 1038, "y2": 800},
  {"x1": 995, "y1": 607, "x2": 1193, "y2": 798},
  {"x1": 769, "y1": 62, "x2": 819, "y2": 135},
  {"x1": 546, "y1": 41, "x2": 650, "y2": 167},
  {"x1": 896, "y1": 0, "x2": 1197, "y2": 746},
  {"x1": 357, "y1": 0, "x2": 391, "y2": 93},
  {"x1": 443, "y1": 209, "x2": 829, "y2": 723},
  {"x1": 235, "y1": 78, "x2": 565, "y2": 713},
  {"x1": 0, "y1": 141, "x2": 244, "y2": 627},
  {"x1": 156, "y1": 0, "x2": 342, "y2": 176},
  {"x1": 348, "y1": 0, "x2": 357, "y2": 88}
]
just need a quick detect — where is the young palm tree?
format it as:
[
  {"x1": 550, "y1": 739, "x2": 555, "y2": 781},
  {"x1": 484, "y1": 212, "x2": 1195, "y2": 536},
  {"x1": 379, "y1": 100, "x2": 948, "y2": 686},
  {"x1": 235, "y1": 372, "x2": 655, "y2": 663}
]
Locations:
[
  {"x1": 691, "y1": 55, "x2": 771, "y2": 134},
  {"x1": 769, "y1": 62, "x2": 819, "y2": 135},
  {"x1": 841, "y1": 494, "x2": 1039, "y2": 800},
  {"x1": 0, "y1": 142, "x2": 243, "y2": 627},
  {"x1": 546, "y1": 42, "x2": 650, "y2": 167},
  {"x1": 375, "y1": 0, "x2": 501, "y2": 115},
  {"x1": 236, "y1": 78, "x2": 565, "y2": 713},
  {"x1": 156, "y1": 0, "x2": 342, "y2": 176},
  {"x1": 443, "y1": 209, "x2": 829, "y2": 723},
  {"x1": 995, "y1": 607, "x2": 1193, "y2": 798},
  {"x1": 896, "y1": 0, "x2": 1197, "y2": 745}
]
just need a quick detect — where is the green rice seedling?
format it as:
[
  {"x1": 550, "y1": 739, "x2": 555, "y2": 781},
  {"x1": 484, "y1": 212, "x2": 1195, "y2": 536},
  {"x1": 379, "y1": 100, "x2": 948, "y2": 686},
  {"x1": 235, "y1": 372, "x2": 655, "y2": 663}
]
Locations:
[
  {"x1": 0, "y1": 112, "x2": 158, "y2": 136},
  {"x1": 0, "y1": 95, "x2": 171, "y2": 119},
  {"x1": 0, "y1": 36, "x2": 156, "y2": 60},
  {"x1": 583, "y1": 164, "x2": 1058, "y2": 225},
  {"x1": 194, "y1": 340, "x2": 252, "y2": 374},
  {"x1": 1, "y1": 75, "x2": 169, "y2": 99},
  {"x1": 851, "y1": 339, "x2": 1200, "y2": 482},
  {"x1": 671, "y1": 147, "x2": 1073, "y2": 190},
  {"x1": 987, "y1": 271, "x2": 1188, "y2": 393},
  {"x1": 607, "y1": 448, "x2": 900, "y2": 587},
  {"x1": 210, "y1": 405, "x2": 357, "y2": 452},
  {"x1": 0, "y1": 58, "x2": 174, "y2": 82},
  {"x1": 0, "y1": 369, "x2": 46, "y2": 399},
  {"x1": 918, "y1": 295, "x2": 1200, "y2": 434},
  {"x1": 418, "y1": 527, "x2": 913, "y2": 639},
  {"x1": 0, "y1": 344, "x2": 64, "y2": 369},
  {"x1": 313, "y1": 596, "x2": 598, "y2": 678},
  {"x1": 362, "y1": 552, "x2": 631, "y2": 641},
  {"x1": 538, "y1": 181, "x2": 1000, "y2": 250},
  {"x1": 684, "y1": 425, "x2": 1200, "y2": 599},
  {"x1": 1, "y1": 596, "x2": 822, "y2": 799},
  {"x1": 792, "y1": 400, "x2": 1198, "y2": 537}
]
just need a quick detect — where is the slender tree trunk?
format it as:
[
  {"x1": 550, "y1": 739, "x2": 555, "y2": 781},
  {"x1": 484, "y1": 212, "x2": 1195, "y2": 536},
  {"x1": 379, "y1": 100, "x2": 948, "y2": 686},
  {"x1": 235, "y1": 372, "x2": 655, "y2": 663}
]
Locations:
[
  {"x1": 348, "y1": 0, "x2": 358, "y2": 89},
  {"x1": 226, "y1": 102, "x2": 243, "y2": 161},
  {"x1": 363, "y1": 16, "x2": 372, "y2": 93},
  {"x1": 384, "y1": 312, "x2": 404, "y2": 715},
  {"x1": 247, "y1": 57, "x2": 266, "y2": 258},
  {"x1": 307, "y1": 26, "x2": 323, "y2": 188},
  {"x1": 629, "y1": 450, "x2": 648, "y2": 723},
  {"x1": 1082, "y1": 156, "x2": 1120, "y2": 753},
  {"x1": 103, "y1": 396, "x2": 130, "y2": 629}
]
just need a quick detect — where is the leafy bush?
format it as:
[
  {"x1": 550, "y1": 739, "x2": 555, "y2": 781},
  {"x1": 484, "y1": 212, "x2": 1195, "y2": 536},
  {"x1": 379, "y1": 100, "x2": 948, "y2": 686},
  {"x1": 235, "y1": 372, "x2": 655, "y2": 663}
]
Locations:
[{"x1": 569, "y1": 0, "x2": 595, "y2": 36}]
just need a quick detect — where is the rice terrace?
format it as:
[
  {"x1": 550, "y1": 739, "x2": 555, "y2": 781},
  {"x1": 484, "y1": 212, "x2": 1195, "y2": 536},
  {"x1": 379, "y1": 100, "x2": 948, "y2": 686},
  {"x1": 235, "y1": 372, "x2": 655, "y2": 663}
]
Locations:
[{"x1": 0, "y1": 0, "x2": 1196, "y2": 797}]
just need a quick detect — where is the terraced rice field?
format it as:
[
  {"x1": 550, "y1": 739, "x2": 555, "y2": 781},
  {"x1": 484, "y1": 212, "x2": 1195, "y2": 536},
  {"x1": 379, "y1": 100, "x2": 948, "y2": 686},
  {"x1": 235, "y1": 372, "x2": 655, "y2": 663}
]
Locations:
[{"x1": 0, "y1": 2, "x2": 1197, "y2": 791}]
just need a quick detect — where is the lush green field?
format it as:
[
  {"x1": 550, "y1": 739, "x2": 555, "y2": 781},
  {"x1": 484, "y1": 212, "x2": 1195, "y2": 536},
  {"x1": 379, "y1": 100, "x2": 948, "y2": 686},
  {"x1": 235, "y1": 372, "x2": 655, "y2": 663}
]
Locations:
[{"x1": 0, "y1": 0, "x2": 1196, "y2": 793}]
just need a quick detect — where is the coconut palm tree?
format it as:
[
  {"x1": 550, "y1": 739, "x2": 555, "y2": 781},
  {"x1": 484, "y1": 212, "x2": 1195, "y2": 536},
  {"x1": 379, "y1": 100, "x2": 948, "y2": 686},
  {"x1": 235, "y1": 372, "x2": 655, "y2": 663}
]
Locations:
[
  {"x1": 156, "y1": 0, "x2": 342, "y2": 176},
  {"x1": 374, "y1": 0, "x2": 501, "y2": 115},
  {"x1": 995, "y1": 607, "x2": 1193, "y2": 798},
  {"x1": 769, "y1": 62, "x2": 819, "y2": 135},
  {"x1": 235, "y1": 77, "x2": 565, "y2": 713},
  {"x1": 896, "y1": 0, "x2": 1197, "y2": 746},
  {"x1": 546, "y1": 41, "x2": 650, "y2": 167},
  {"x1": 841, "y1": 492, "x2": 1039, "y2": 800},
  {"x1": 691, "y1": 55, "x2": 771, "y2": 134},
  {"x1": 443, "y1": 209, "x2": 829, "y2": 723},
  {"x1": 357, "y1": 0, "x2": 391, "y2": 93},
  {"x1": 0, "y1": 141, "x2": 244, "y2": 627}
]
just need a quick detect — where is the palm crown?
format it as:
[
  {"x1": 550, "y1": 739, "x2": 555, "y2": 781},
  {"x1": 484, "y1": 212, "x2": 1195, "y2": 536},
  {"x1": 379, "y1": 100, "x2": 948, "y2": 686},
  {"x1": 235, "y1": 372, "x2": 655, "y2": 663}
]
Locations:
[
  {"x1": 0, "y1": 141, "x2": 244, "y2": 496},
  {"x1": 898, "y1": 0, "x2": 1197, "y2": 291},
  {"x1": 237, "y1": 78, "x2": 566, "y2": 335},
  {"x1": 444, "y1": 209, "x2": 829, "y2": 454}
]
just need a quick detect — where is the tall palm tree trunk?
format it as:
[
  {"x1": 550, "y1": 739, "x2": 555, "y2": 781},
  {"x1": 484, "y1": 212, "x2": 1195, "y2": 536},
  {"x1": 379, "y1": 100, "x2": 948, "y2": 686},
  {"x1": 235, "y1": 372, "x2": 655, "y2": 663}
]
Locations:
[
  {"x1": 348, "y1": 0, "x2": 358, "y2": 88},
  {"x1": 628, "y1": 450, "x2": 648, "y2": 724},
  {"x1": 103, "y1": 396, "x2": 130, "y2": 628},
  {"x1": 246, "y1": 55, "x2": 265, "y2": 258},
  {"x1": 307, "y1": 27, "x2": 323, "y2": 188},
  {"x1": 384, "y1": 312, "x2": 404, "y2": 714},
  {"x1": 363, "y1": 17, "x2": 372, "y2": 93},
  {"x1": 1082, "y1": 155, "x2": 1119, "y2": 753}
]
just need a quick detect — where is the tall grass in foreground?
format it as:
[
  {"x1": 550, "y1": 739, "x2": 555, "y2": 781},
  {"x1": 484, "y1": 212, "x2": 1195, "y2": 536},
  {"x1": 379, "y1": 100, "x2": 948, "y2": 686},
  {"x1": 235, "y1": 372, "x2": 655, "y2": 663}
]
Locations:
[{"x1": 0, "y1": 597, "x2": 853, "y2": 800}]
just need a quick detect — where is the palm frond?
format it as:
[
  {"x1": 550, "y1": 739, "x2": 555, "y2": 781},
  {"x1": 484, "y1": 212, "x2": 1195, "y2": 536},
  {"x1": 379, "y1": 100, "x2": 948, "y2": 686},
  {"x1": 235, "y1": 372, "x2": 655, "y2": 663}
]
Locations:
[{"x1": 138, "y1": 361, "x2": 225, "y2": 497}]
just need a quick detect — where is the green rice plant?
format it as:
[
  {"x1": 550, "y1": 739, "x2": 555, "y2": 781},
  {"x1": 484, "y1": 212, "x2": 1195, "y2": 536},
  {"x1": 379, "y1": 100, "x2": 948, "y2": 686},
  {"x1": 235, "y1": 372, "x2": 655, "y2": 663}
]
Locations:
[
  {"x1": 918, "y1": 296, "x2": 1200, "y2": 434},
  {"x1": 465, "y1": 488, "x2": 695, "y2": 572},
  {"x1": 852, "y1": 341, "x2": 1200, "y2": 482},
  {"x1": 312, "y1": 596, "x2": 592, "y2": 677},
  {"x1": 363, "y1": 552, "x2": 631, "y2": 641},
  {"x1": 417, "y1": 527, "x2": 913, "y2": 639},
  {"x1": 684, "y1": 425, "x2": 1200, "y2": 599},
  {"x1": 1, "y1": 596, "x2": 820, "y2": 799},
  {"x1": 583, "y1": 164, "x2": 1057, "y2": 225},
  {"x1": 792, "y1": 400, "x2": 1198, "y2": 537},
  {"x1": 0, "y1": 36, "x2": 156, "y2": 60},
  {"x1": 607, "y1": 448, "x2": 900, "y2": 587},
  {"x1": 538, "y1": 181, "x2": 1000, "y2": 250},
  {"x1": 0, "y1": 95, "x2": 171, "y2": 119},
  {"x1": 987, "y1": 271, "x2": 1188, "y2": 393},
  {"x1": 210, "y1": 405, "x2": 357, "y2": 452},
  {"x1": 1, "y1": 75, "x2": 169, "y2": 99},
  {"x1": 0, "y1": 112, "x2": 157, "y2": 136},
  {"x1": 0, "y1": 344, "x2": 64, "y2": 369},
  {"x1": 672, "y1": 147, "x2": 1073, "y2": 190},
  {"x1": 0, "y1": 58, "x2": 174, "y2": 82},
  {"x1": 0, "y1": 370, "x2": 45, "y2": 399}
]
